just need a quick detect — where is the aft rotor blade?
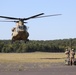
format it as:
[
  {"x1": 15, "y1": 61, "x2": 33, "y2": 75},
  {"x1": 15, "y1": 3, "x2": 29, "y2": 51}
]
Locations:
[
  {"x1": 35, "y1": 14, "x2": 62, "y2": 18},
  {"x1": 23, "y1": 13, "x2": 44, "y2": 20},
  {"x1": 0, "y1": 16, "x2": 19, "y2": 20},
  {"x1": 0, "y1": 20, "x2": 27, "y2": 23},
  {"x1": 0, "y1": 20, "x2": 18, "y2": 22}
]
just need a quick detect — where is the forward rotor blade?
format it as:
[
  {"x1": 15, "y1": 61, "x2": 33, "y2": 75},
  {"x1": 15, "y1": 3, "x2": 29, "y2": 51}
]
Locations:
[
  {"x1": 0, "y1": 20, "x2": 19, "y2": 22},
  {"x1": 0, "y1": 20, "x2": 27, "y2": 23},
  {"x1": 23, "y1": 13, "x2": 44, "y2": 20},
  {"x1": 35, "y1": 14, "x2": 62, "y2": 18},
  {"x1": 0, "y1": 13, "x2": 44, "y2": 20},
  {"x1": 0, "y1": 13, "x2": 61, "y2": 21},
  {"x1": 0, "y1": 16, "x2": 19, "y2": 20}
]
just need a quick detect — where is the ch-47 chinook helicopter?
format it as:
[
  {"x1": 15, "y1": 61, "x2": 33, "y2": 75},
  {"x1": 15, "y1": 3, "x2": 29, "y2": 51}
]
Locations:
[{"x1": 0, "y1": 13, "x2": 61, "y2": 43}]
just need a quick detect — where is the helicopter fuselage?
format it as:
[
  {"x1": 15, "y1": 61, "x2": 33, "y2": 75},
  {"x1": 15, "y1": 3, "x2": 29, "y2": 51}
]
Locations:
[{"x1": 12, "y1": 20, "x2": 29, "y2": 43}]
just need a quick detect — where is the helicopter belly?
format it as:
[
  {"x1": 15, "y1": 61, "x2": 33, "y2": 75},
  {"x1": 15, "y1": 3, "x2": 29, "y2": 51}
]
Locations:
[{"x1": 12, "y1": 31, "x2": 29, "y2": 40}]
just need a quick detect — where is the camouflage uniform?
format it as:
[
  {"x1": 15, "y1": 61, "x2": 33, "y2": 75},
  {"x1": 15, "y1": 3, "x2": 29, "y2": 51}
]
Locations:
[
  {"x1": 65, "y1": 49, "x2": 70, "y2": 65},
  {"x1": 65, "y1": 49, "x2": 70, "y2": 58},
  {"x1": 70, "y1": 49, "x2": 75, "y2": 65}
]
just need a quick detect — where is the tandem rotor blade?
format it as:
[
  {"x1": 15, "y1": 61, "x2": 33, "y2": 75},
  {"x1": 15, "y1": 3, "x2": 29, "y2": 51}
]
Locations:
[
  {"x1": 0, "y1": 16, "x2": 19, "y2": 20},
  {"x1": 23, "y1": 13, "x2": 44, "y2": 20},
  {"x1": 0, "y1": 20, "x2": 27, "y2": 23},
  {"x1": 35, "y1": 14, "x2": 62, "y2": 18},
  {"x1": 0, "y1": 13, "x2": 61, "y2": 21},
  {"x1": 0, "y1": 20, "x2": 17, "y2": 22},
  {"x1": 0, "y1": 13, "x2": 44, "y2": 20}
]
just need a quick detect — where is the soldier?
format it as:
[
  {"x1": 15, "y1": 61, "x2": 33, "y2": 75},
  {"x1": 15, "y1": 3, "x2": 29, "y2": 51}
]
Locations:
[
  {"x1": 70, "y1": 49, "x2": 75, "y2": 65},
  {"x1": 65, "y1": 49, "x2": 70, "y2": 65},
  {"x1": 65, "y1": 49, "x2": 70, "y2": 58}
]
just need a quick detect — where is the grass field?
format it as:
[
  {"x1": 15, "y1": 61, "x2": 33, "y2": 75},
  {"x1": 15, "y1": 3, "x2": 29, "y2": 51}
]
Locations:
[
  {"x1": 0, "y1": 52, "x2": 66, "y2": 63},
  {"x1": 0, "y1": 52, "x2": 76, "y2": 71}
]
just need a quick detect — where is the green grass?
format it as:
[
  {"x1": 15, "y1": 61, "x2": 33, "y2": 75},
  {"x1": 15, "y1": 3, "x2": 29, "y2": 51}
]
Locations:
[{"x1": 0, "y1": 52, "x2": 66, "y2": 63}]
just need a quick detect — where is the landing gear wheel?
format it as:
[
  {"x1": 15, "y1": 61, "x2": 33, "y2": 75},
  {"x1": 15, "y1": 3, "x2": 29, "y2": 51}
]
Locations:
[
  {"x1": 24, "y1": 39, "x2": 29, "y2": 43},
  {"x1": 27, "y1": 39, "x2": 29, "y2": 42},
  {"x1": 11, "y1": 38, "x2": 15, "y2": 44}
]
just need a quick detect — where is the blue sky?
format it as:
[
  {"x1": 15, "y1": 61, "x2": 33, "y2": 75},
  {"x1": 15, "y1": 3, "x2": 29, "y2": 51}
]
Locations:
[{"x1": 0, "y1": 0, "x2": 76, "y2": 40}]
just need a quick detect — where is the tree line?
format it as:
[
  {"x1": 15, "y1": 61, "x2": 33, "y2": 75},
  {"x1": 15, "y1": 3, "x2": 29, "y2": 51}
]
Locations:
[{"x1": 0, "y1": 38, "x2": 76, "y2": 53}]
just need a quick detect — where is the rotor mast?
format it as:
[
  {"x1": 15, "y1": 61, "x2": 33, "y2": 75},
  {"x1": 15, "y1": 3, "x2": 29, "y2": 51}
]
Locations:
[{"x1": 18, "y1": 19, "x2": 24, "y2": 25}]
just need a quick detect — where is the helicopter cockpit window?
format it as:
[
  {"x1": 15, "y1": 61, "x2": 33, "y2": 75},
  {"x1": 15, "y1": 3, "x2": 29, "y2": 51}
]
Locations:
[
  {"x1": 17, "y1": 25, "x2": 27, "y2": 31},
  {"x1": 18, "y1": 26, "x2": 22, "y2": 29},
  {"x1": 18, "y1": 26, "x2": 23, "y2": 29}
]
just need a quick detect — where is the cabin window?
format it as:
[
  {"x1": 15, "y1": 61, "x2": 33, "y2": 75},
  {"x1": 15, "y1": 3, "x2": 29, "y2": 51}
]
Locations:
[{"x1": 19, "y1": 26, "x2": 24, "y2": 29}]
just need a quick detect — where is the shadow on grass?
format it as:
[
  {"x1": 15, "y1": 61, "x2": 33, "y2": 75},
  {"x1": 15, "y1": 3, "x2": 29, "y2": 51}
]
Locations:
[{"x1": 40, "y1": 58, "x2": 63, "y2": 59}]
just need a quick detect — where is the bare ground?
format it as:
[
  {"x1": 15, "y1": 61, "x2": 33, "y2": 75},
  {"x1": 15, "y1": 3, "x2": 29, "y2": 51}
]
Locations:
[{"x1": 0, "y1": 62, "x2": 76, "y2": 75}]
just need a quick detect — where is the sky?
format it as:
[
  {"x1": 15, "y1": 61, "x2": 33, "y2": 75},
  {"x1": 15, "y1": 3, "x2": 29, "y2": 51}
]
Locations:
[{"x1": 0, "y1": 0, "x2": 76, "y2": 40}]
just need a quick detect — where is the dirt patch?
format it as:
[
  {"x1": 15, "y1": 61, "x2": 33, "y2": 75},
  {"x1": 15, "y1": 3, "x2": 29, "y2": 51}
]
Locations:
[
  {"x1": 0, "y1": 62, "x2": 76, "y2": 75},
  {"x1": 0, "y1": 62, "x2": 64, "y2": 72}
]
